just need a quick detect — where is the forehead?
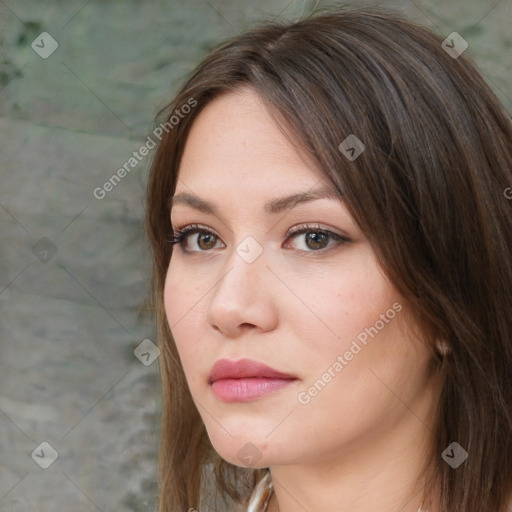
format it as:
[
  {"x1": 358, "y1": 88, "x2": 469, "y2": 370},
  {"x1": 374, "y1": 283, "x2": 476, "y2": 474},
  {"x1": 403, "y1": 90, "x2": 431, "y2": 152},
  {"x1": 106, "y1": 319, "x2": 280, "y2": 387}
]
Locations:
[{"x1": 176, "y1": 88, "x2": 326, "y2": 190}]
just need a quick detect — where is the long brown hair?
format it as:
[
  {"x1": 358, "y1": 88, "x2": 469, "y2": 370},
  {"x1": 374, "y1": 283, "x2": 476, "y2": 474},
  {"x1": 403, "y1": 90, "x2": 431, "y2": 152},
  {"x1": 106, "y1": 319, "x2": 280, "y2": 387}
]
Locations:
[{"x1": 145, "y1": 6, "x2": 512, "y2": 512}]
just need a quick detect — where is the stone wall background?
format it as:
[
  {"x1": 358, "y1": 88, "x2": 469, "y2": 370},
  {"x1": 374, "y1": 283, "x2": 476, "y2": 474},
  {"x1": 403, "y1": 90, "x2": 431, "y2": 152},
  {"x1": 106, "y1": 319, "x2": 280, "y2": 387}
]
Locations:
[{"x1": 0, "y1": 1, "x2": 510, "y2": 511}]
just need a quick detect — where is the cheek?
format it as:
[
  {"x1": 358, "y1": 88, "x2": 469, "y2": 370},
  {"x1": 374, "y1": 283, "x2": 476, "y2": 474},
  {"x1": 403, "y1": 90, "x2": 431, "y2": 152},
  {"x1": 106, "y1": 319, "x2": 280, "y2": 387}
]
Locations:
[
  {"x1": 164, "y1": 260, "x2": 191, "y2": 325},
  {"x1": 286, "y1": 249, "x2": 401, "y2": 354},
  {"x1": 163, "y1": 254, "x2": 212, "y2": 325},
  {"x1": 163, "y1": 261, "x2": 206, "y2": 373}
]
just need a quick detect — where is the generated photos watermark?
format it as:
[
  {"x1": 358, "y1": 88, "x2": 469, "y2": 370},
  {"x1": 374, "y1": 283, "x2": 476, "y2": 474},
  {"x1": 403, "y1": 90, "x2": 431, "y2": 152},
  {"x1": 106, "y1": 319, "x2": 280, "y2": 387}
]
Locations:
[
  {"x1": 93, "y1": 97, "x2": 197, "y2": 200},
  {"x1": 441, "y1": 442, "x2": 468, "y2": 469},
  {"x1": 297, "y1": 301, "x2": 403, "y2": 405}
]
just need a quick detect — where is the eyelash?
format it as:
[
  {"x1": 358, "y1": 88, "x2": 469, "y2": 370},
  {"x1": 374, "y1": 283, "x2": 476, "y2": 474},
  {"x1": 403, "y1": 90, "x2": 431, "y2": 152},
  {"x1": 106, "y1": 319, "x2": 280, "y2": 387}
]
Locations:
[{"x1": 168, "y1": 223, "x2": 350, "y2": 254}]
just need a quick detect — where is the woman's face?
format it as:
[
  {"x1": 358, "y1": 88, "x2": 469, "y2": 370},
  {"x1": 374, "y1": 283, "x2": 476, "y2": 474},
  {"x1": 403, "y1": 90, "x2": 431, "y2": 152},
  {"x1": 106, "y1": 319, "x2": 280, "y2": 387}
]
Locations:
[{"x1": 164, "y1": 87, "x2": 440, "y2": 469}]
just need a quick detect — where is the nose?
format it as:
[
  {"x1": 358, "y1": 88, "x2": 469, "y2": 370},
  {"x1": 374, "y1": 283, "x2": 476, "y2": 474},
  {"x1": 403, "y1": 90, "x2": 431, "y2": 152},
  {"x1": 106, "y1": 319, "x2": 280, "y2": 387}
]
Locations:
[{"x1": 206, "y1": 243, "x2": 279, "y2": 338}]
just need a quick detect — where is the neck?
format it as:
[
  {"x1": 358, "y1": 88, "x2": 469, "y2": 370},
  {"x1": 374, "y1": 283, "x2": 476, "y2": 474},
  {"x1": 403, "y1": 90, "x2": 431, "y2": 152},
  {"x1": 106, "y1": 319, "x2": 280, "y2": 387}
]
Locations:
[{"x1": 266, "y1": 409, "x2": 440, "y2": 512}]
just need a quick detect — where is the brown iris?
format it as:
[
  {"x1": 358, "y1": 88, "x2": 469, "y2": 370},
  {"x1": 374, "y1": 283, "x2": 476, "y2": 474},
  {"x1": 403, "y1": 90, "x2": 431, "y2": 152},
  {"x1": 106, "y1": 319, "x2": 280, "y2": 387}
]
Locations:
[
  {"x1": 196, "y1": 232, "x2": 217, "y2": 250},
  {"x1": 305, "y1": 231, "x2": 328, "y2": 250}
]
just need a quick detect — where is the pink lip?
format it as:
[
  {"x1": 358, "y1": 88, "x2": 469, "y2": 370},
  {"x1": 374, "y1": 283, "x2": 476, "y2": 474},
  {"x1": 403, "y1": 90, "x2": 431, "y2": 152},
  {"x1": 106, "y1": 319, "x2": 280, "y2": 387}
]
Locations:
[{"x1": 208, "y1": 358, "x2": 298, "y2": 403}]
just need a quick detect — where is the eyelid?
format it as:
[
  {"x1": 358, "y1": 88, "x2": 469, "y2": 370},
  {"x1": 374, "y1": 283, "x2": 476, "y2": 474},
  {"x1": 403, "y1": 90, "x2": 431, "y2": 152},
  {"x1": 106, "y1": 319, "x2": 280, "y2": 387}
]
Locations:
[
  {"x1": 171, "y1": 222, "x2": 347, "y2": 239},
  {"x1": 286, "y1": 222, "x2": 348, "y2": 239}
]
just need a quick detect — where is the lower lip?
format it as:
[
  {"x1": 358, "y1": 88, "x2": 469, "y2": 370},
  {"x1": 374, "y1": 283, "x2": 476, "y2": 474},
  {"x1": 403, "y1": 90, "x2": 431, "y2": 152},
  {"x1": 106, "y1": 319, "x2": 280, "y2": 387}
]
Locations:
[{"x1": 211, "y1": 377, "x2": 297, "y2": 402}]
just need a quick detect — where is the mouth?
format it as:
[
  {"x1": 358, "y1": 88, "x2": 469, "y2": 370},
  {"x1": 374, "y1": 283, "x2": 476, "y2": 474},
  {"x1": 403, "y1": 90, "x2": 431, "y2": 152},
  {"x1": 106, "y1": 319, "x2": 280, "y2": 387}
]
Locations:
[{"x1": 208, "y1": 358, "x2": 298, "y2": 403}]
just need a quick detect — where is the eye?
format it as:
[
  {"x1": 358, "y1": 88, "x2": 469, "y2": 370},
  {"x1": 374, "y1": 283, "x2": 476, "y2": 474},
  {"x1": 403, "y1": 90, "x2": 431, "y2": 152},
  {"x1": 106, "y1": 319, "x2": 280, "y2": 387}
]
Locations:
[
  {"x1": 169, "y1": 223, "x2": 351, "y2": 254},
  {"x1": 284, "y1": 224, "x2": 350, "y2": 252},
  {"x1": 169, "y1": 224, "x2": 224, "y2": 252}
]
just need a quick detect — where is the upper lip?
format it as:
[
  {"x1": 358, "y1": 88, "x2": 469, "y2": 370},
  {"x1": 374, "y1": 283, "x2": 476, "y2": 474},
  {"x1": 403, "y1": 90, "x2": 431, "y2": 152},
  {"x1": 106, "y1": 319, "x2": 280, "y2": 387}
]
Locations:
[{"x1": 208, "y1": 358, "x2": 297, "y2": 383}]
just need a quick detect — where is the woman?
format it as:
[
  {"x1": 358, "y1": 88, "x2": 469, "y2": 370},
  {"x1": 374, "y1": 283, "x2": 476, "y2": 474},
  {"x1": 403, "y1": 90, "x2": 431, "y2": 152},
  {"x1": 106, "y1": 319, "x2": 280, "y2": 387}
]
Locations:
[{"x1": 145, "y1": 6, "x2": 512, "y2": 512}]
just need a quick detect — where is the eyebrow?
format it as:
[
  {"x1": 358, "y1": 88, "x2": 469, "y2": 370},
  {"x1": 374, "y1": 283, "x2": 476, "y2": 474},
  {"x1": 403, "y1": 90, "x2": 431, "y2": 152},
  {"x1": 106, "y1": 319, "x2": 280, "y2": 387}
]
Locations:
[{"x1": 169, "y1": 185, "x2": 343, "y2": 216}]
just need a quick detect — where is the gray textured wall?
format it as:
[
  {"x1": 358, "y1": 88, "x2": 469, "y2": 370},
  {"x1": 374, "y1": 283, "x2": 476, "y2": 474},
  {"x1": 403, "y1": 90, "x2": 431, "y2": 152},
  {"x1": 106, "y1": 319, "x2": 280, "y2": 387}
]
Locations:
[{"x1": 1, "y1": 0, "x2": 510, "y2": 511}]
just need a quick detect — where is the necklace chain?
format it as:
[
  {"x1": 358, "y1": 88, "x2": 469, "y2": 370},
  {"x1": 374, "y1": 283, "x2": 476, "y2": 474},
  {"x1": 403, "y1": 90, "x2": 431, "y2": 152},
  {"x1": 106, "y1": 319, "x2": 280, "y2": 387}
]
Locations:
[{"x1": 266, "y1": 487, "x2": 426, "y2": 512}]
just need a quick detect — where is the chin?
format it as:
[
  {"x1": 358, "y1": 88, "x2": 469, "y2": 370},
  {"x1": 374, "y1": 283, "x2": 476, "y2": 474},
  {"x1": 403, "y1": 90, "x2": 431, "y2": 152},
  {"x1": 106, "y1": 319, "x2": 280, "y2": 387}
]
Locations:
[{"x1": 206, "y1": 428, "x2": 275, "y2": 468}]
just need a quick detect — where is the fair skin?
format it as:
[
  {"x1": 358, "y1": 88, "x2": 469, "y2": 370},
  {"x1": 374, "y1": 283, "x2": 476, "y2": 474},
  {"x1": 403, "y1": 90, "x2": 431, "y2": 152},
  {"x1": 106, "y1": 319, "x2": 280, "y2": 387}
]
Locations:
[{"x1": 164, "y1": 87, "x2": 443, "y2": 512}]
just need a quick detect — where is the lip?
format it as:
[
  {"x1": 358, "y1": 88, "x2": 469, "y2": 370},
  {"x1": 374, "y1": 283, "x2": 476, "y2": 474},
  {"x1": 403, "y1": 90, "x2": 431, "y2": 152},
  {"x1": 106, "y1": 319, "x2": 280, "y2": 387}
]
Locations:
[
  {"x1": 208, "y1": 358, "x2": 298, "y2": 403},
  {"x1": 209, "y1": 358, "x2": 297, "y2": 382}
]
